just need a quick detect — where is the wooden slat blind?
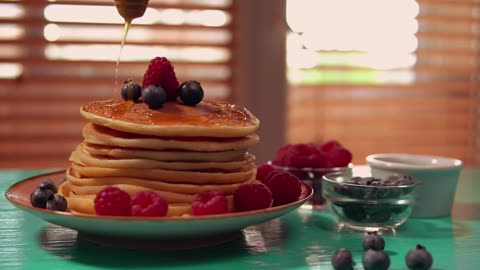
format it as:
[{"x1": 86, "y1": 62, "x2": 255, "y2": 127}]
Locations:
[
  {"x1": 0, "y1": 0, "x2": 234, "y2": 168},
  {"x1": 287, "y1": 0, "x2": 479, "y2": 165}
]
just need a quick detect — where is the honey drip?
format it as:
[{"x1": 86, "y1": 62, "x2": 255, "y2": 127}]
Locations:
[{"x1": 114, "y1": 20, "x2": 131, "y2": 97}]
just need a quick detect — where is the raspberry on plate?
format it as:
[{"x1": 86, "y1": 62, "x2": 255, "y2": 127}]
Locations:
[
  {"x1": 131, "y1": 191, "x2": 168, "y2": 217},
  {"x1": 142, "y1": 57, "x2": 179, "y2": 101},
  {"x1": 94, "y1": 186, "x2": 132, "y2": 216},
  {"x1": 266, "y1": 171, "x2": 302, "y2": 206},
  {"x1": 233, "y1": 184, "x2": 272, "y2": 211},
  {"x1": 192, "y1": 190, "x2": 229, "y2": 216},
  {"x1": 256, "y1": 163, "x2": 276, "y2": 183}
]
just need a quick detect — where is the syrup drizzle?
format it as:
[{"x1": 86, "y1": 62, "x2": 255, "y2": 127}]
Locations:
[{"x1": 114, "y1": 20, "x2": 131, "y2": 97}]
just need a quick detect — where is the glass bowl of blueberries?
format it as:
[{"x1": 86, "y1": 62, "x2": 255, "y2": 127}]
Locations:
[
  {"x1": 269, "y1": 141, "x2": 353, "y2": 208},
  {"x1": 322, "y1": 172, "x2": 419, "y2": 232}
]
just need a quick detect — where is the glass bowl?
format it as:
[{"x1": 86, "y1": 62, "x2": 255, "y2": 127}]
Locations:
[
  {"x1": 269, "y1": 162, "x2": 353, "y2": 208},
  {"x1": 322, "y1": 172, "x2": 419, "y2": 232}
]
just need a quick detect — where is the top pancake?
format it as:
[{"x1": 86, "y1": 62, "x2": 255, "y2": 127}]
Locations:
[{"x1": 80, "y1": 99, "x2": 260, "y2": 137}]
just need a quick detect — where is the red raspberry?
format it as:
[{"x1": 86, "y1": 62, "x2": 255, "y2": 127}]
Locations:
[
  {"x1": 94, "y1": 186, "x2": 131, "y2": 216},
  {"x1": 319, "y1": 140, "x2": 343, "y2": 152},
  {"x1": 264, "y1": 170, "x2": 282, "y2": 184},
  {"x1": 131, "y1": 191, "x2": 168, "y2": 217},
  {"x1": 327, "y1": 147, "x2": 352, "y2": 167},
  {"x1": 272, "y1": 144, "x2": 292, "y2": 165},
  {"x1": 142, "y1": 57, "x2": 179, "y2": 101},
  {"x1": 256, "y1": 164, "x2": 276, "y2": 183},
  {"x1": 283, "y1": 143, "x2": 322, "y2": 168},
  {"x1": 192, "y1": 190, "x2": 228, "y2": 215},
  {"x1": 233, "y1": 184, "x2": 272, "y2": 211},
  {"x1": 266, "y1": 171, "x2": 302, "y2": 206}
]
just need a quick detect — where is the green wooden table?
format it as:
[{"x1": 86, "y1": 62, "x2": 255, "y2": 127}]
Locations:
[{"x1": 1, "y1": 168, "x2": 479, "y2": 269}]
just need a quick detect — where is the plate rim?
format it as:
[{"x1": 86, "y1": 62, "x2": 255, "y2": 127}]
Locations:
[{"x1": 5, "y1": 170, "x2": 313, "y2": 222}]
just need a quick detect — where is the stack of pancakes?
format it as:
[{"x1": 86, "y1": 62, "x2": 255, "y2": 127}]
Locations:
[{"x1": 58, "y1": 99, "x2": 260, "y2": 217}]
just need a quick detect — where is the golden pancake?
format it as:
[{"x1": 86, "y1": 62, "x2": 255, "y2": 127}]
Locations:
[
  {"x1": 65, "y1": 168, "x2": 256, "y2": 195},
  {"x1": 82, "y1": 143, "x2": 247, "y2": 162},
  {"x1": 80, "y1": 99, "x2": 260, "y2": 137},
  {"x1": 82, "y1": 123, "x2": 259, "y2": 152},
  {"x1": 71, "y1": 144, "x2": 255, "y2": 171},
  {"x1": 70, "y1": 162, "x2": 256, "y2": 184}
]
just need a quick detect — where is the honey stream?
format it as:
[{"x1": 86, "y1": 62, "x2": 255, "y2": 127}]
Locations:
[{"x1": 114, "y1": 20, "x2": 131, "y2": 97}]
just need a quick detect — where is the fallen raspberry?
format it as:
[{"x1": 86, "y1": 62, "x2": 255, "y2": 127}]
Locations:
[
  {"x1": 266, "y1": 171, "x2": 302, "y2": 206},
  {"x1": 142, "y1": 57, "x2": 179, "y2": 101},
  {"x1": 192, "y1": 190, "x2": 229, "y2": 215},
  {"x1": 131, "y1": 191, "x2": 168, "y2": 217},
  {"x1": 256, "y1": 164, "x2": 276, "y2": 183},
  {"x1": 94, "y1": 186, "x2": 131, "y2": 216},
  {"x1": 233, "y1": 184, "x2": 272, "y2": 211}
]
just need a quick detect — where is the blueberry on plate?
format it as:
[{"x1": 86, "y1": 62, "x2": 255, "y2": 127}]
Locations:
[
  {"x1": 38, "y1": 179, "x2": 57, "y2": 194},
  {"x1": 46, "y1": 194, "x2": 68, "y2": 211},
  {"x1": 331, "y1": 248, "x2": 355, "y2": 270},
  {"x1": 178, "y1": 80, "x2": 204, "y2": 106},
  {"x1": 121, "y1": 78, "x2": 142, "y2": 102},
  {"x1": 362, "y1": 231, "x2": 385, "y2": 251},
  {"x1": 405, "y1": 244, "x2": 433, "y2": 270},
  {"x1": 142, "y1": 85, "x2": 166, "y2": 109},
  {"x1": 30, "y1": 188, "x2": 53, "y2": 209},
  {"x1": 362, "y1": 249, "x2": 390, "y2": 270}
]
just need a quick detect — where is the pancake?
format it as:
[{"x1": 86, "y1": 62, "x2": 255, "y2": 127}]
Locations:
[
  {"x1": 80, "y1": 99, "x2": 260, "y2": 137},
  {"x1": 82, "y1": 122, "x2": 259, "y2": 152},
  {"x1": 82, "y1": 143, "x2": 247, "y2": 162},
  {"x1": 71, "y1": 144, "x2": 255, "y2": 171},
  {"x1": 65, "y1": 168, "x2": 256, "y2": 195},
  {"x1": 70, "y1": 162, "x2": 256, "y2": 184}
]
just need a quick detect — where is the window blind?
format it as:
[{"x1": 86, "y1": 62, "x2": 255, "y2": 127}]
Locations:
[
  {"x1": 0, "y1": 0, "x2": 234, "y2": 168},
  {"x1": 286, "y1": 0, "x2": 479, "y2": 165}
]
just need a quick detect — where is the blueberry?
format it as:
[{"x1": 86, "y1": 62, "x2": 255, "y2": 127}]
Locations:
[
  {"x1": 331, "y1": 248, "x2": 355, "y2": 270},
  {"x1": 142, "y1": 85, "x2": 166, "y2": 109},
  {"x1": 405, "y1": 244, "x2": 433, "y2": 270},
  {"x1": 38, "y1": 179, "x2": 57, "y2": 194},
  {"x1": 46, "y1": 194, "x2": 68, "y2": 211},
  {"x1": 335, "y1": 185, "x2": 352, "y2": 197},
  {"x1": 362, "y1": 249, "x2": 390, "y2": 270},
  {"x1": 121, "y1": 79, "x2": 142, "y2": 102},
  {"x1": 178, "y1": 80, "x2": 204, "y2": 106},
  {"x1": 367, "y1": 206, "x2": 392, "y2": 223},
  {"x1": 362, "y1": 231, "x2": 385, "y2": 251},
  {"x1": 342, "y1": 205, "x2": 366, "y2": 222},
  {"x1": 348, "y1": 177, "x2": 362, "y2": 184},
  {"x1": 30, "y1": 188, "x2": 53, "y2": 208}
]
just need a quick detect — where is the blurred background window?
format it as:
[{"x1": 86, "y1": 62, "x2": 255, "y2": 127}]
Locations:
[
  {"x1": 286, "y1": 0, "x2": 480, "y2": 165},
  {"x1": 0, "y1": 0, "x2": 233, "y2": 168},
  {"x1": 1, "y1": 0, "x2": 479, "y2": 168}
]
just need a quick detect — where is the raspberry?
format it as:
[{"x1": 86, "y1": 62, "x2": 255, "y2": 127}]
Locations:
[
  {"x1": 94, "y1": 186, "x2": 131, "y2": 216},
  {"x1": 264, "y1": 170, "x2": 282, "y2": 184},
  {"x1": 142, "y1": 57, "x2": 179, "y2": 101},
  {"x1": 192, "y1": 190, "x2": 228, "y2": 215},
  {"x1": 131, "y1": 191, "x2": 168, "y2": 217},
  {"x1": 327, "y1": 147, "x2": 352, "y2": 167},
  {"x1": 283, "y1": 143, "x2": 323, "y2": 168},
  {"x1": 319, "y1": 140, "x2": 343, "y2": 152},
  {"x1": 233, "y1": 184, "x2": 272, "y2": 211},
  {"x1": 256, "y1": 164, "x2": 276, "y2": 183},
  {"x1": 266, "y1": 171, "x2": 302, "y2": 206},
  {"x1": 272, "y1": 144, "x2": 292, "y2": 165}
]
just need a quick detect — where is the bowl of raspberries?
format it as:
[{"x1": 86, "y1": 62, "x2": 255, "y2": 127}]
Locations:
[
  {"x1": 322, "y1": 172, "x2": 419, "y2": 232},
  {"x1": 267, "y1": 141, "x2": 353, "y2": 207}
]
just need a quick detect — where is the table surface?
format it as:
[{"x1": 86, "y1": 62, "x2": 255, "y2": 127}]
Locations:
[{"x1": 1, "y1": 167, "x2": 479, "y2": 270}]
